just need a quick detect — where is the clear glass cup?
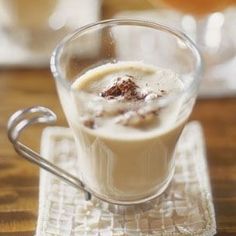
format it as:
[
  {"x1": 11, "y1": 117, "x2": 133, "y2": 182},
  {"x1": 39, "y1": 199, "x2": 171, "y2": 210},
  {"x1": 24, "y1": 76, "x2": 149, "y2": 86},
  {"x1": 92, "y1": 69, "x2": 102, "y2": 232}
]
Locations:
[
  {"x1": 51, "y1": 19, "x2": 202, "y2": 205},
  {"x1": 7, "y1": 19, "x2": 203, "y2": 207}
]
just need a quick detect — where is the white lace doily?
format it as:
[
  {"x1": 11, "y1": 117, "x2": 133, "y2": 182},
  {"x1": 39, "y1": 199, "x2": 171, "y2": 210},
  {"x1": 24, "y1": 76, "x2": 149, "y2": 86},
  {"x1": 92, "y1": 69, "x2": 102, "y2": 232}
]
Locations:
[{"x1": 36, "y1": 121, "x2": 216, "y2": 236}]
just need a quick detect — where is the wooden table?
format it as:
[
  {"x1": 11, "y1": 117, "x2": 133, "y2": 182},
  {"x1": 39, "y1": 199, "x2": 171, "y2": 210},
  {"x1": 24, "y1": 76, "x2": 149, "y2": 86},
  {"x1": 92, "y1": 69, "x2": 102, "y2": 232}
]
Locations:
[{"x1": 0, "y1": 1, "x2": 236, "y2": 235}]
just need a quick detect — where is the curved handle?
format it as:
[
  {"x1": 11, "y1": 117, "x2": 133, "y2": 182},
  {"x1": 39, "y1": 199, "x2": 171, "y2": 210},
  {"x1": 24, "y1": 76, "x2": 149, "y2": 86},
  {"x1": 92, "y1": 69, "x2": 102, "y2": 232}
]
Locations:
[{"x1": 7, "y1": 106, "x2": 91, "y2": 201}]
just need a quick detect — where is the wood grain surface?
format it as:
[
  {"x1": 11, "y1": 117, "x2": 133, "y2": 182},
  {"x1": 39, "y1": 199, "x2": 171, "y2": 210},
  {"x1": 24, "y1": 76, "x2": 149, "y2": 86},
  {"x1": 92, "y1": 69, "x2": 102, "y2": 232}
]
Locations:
[{"x1": 0, "y1": 0, "x2": 236, "y2": 235}]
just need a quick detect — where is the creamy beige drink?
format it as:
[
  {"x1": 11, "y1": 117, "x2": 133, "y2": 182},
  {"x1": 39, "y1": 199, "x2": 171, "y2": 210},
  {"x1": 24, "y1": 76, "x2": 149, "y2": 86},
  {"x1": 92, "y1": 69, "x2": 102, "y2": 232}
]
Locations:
[{"x1": 70, "y1": 61, "x2": 187, "y2": 202}]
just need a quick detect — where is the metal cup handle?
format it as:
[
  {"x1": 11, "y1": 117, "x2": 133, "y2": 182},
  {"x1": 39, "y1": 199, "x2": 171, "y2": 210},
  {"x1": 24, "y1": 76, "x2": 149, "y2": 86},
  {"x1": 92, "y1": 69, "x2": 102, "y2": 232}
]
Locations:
[{"x1": 7, "y1": 106, "x2": 91, "y2": 201}]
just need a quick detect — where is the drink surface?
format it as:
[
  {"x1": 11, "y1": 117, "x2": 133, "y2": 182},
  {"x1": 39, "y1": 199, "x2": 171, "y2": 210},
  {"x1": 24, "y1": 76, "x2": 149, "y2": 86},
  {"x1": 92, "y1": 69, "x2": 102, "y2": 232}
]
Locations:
[
  {"x1": 72, "y1": 61, "x2": 184, "y2": 139},
  {"x1": 69, "y1": 61, "x2": 187, "y2": 202}
]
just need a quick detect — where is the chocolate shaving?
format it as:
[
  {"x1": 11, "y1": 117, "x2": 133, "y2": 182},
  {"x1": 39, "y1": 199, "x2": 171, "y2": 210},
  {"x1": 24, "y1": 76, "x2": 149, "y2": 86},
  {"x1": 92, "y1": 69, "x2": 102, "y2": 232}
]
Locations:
[
  {"x1": 83, "y1": 119, "x2": 95, "y2": 129},
  {"x1": 160, "y1": 89, "x2": 166, "y2": 94},
  {"x1": 100, "y1": 75, "x2": 143, "y2": 101}
]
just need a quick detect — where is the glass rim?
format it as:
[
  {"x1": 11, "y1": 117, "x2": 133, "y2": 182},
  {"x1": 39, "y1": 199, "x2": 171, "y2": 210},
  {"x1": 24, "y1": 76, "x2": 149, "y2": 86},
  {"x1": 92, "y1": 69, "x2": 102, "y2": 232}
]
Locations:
[{"x1": 50, "y1": 19, "x2": 203, "y2": 105}]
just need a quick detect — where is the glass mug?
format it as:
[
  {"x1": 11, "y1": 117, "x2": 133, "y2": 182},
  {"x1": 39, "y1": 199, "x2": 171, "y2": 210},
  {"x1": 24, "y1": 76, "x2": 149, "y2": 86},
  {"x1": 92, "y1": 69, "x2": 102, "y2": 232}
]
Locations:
[{"x1": 8, "y1": 20, "x2": 202, "y2": 206}]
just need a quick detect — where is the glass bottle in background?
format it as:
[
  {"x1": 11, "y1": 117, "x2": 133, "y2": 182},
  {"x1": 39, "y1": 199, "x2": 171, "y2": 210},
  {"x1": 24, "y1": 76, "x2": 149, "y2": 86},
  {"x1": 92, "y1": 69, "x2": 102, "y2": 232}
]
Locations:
[
  {"x1": 149, "y1": 0, "x2": 236, "y2": 97},
  {"x1": 153, "y1": 0, "x2": 234, "y2": 15},
  {"x1": 0, "y1": 0, "x2": 101, "y2": 67}
]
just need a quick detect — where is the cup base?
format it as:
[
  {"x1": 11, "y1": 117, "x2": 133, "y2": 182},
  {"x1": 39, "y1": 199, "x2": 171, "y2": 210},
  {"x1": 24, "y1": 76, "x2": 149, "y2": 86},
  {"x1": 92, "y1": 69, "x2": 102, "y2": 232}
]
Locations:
[
  {"x1": 94, "y1": 166, "x2": 175, "y2": 214},
  {"x1": 101, "y1": 184, "x2": 172, "y2": 215}
]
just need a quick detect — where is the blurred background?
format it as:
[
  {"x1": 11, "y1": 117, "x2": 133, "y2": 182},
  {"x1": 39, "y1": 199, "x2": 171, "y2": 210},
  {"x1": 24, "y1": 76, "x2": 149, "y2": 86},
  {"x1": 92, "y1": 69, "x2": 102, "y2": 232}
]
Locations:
[{"x1": 0, "y1": 0, "x2": 235, "y2": 97}]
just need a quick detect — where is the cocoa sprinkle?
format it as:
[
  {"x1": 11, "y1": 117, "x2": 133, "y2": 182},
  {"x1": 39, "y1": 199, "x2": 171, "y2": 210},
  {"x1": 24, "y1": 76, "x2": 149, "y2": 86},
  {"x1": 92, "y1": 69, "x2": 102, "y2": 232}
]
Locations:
[
  {"x1": 100, "y1": 75, "x2": 143, "y2": 101},
  {"x1": 116, "y1": 109, "x2": 158, "y2": 127},
  {"x1": 83, "y1": 119, "x2": 95, "y2": 129}
]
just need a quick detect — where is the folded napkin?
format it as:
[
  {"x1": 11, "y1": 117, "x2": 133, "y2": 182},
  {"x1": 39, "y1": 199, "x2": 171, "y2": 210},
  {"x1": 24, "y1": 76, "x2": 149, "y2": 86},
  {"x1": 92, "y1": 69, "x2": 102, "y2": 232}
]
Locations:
[{"x1": 36, "y1": 121, "x2": 216, "y2": 235}]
